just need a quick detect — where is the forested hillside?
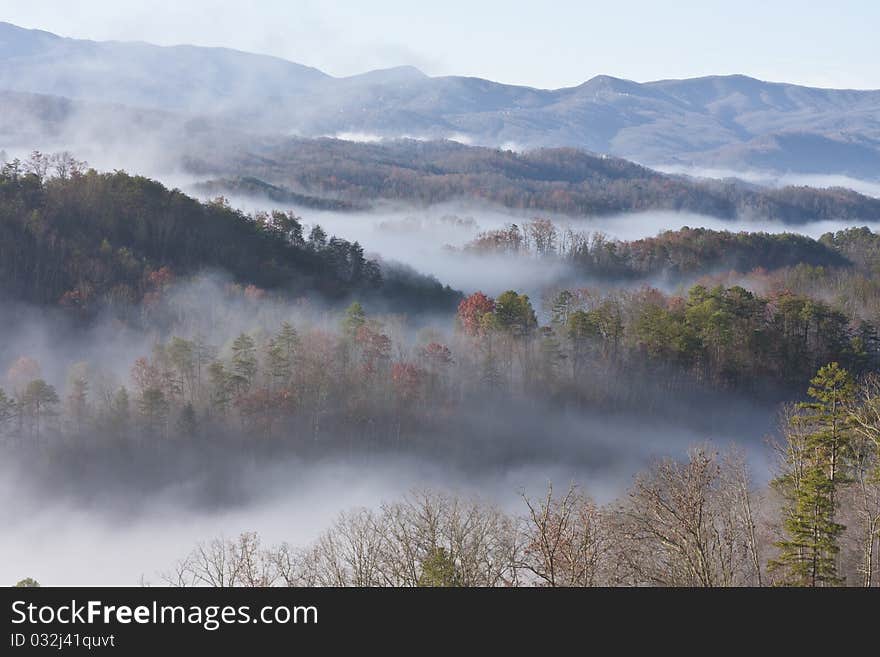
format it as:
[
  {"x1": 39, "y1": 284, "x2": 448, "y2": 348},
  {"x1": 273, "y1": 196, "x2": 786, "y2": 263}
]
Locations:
[
  {"x1": 4, "y1": 155, "x2": 880, "y2": 589},
  {"x1": 5, "y1": 292, "x2": 880, "y2": 585},
  {"x1": 194, "y1": 140, "x2": 880, "y2": 222},
  {"x1": 0, "y1": 157, "x2": 458, "y2": 314},
  {"x1": 464, "y1": 219, "x2": 852, "y2": 279}
]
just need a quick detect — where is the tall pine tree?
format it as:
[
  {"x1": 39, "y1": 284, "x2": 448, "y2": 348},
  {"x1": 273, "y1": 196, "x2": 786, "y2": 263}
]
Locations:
[{"x1": 770, "y1": 362, "x2": 855, "y2": 586}]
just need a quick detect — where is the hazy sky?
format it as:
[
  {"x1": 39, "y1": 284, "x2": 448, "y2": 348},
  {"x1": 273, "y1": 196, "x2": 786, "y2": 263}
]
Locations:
[{"x1": 1, "y1": 0, "x2": 878, "y2": 89}]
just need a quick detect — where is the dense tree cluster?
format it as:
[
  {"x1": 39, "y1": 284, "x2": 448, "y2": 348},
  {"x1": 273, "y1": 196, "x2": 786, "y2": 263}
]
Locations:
[
  {"x1": 819, "y1": 226, "x2": 880, "y2": 272},
  {"x1": 558, "y1": 283, "x2": 876, "y2": 389},
  {"x1": 465, "y1": 220, "x2": 850, "y2": 281},
  {"x1": 1, "y1": 277, "x2": 875, "y2": 458},
  {"x1": 679, "y1": 229, "x2": 880, "y2": 337},
  {"x1": 197, "y1": 139, "x2": 880, "y2": 222},
  {"x1": 0, "y1": 154, "x2": 457, "y2": 316}
]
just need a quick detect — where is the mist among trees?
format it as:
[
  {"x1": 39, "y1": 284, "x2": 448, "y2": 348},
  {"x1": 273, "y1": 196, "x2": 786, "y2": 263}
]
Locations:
[{"x1": 3, "y1": 151, "x2": 880, "y2": 588}]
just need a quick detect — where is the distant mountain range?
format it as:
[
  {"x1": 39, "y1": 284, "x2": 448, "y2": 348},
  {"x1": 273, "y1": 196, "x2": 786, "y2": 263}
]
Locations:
[{"x1": 2, "y1": 21, "x2": 880, "y2": 179}]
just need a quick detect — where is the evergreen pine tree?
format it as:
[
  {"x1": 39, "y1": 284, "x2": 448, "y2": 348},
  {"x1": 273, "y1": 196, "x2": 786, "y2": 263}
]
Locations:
[
  {"x1": 770, "y1": 362, "x2": 855, "y2": 586},
  {"x1": 266, "y1": 322, "x2": 299, "y2": 388},
  {"x1": 341, "y1": 302, "x2": 366, "y2": 342},
  {"x1": 417, "y1": 546, "x2": 458, "y2": 587},
  {"x1": 230, "y1": 333, "x2": 258, "y2": 393}
]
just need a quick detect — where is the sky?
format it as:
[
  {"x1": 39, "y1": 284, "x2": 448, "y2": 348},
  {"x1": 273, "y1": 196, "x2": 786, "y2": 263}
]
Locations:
[{"x1": 1, "y1": 0, "x2": 878, "y2": 89}]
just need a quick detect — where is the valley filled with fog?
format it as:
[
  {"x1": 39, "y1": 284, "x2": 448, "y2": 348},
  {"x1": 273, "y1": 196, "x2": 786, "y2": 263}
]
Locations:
[
  {"x1": 2, "y1": 174, "x2": 865, "y2": 585},
  {"x1": 222, "y1": 197, "x2": 880, "y2": 300},
  {"x1": 2, "y1": 14, "x2": 880, "y2": 588},
  {"x1": 0, "y1": 253, "x2": 777, "y2": 584}
]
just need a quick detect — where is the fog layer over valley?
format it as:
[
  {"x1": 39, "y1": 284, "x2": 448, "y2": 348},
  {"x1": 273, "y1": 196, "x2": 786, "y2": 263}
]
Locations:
[
  {"x1": 0, "y1": 273, "x2": 777, "y2": 585},
  {"x1": 224, "y1": 199, "x2": 880, "y2": 300},
  {"x1": 4, "y1": 36, "x2": 880, "y2": 584},
  {"x1": 6, "y1": 149, "x2": 880, "y2": 584}
]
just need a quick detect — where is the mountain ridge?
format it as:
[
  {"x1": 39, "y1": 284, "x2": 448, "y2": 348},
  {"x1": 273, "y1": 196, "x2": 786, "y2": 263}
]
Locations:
[
  {"x1": 2, "y1": 21, "x2": 880, "y2": 177},
  {"x1": 5, "y1": 21, "x2": 874, "y2": 93}
]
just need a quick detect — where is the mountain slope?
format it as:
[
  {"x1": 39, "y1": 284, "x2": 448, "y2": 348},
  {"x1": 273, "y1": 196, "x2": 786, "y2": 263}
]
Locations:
[
  {"x1": 2, "y1": 21, "x2": 880, "y2": 177},
  {"x1": 192, "y1": 138, "x2": 880, "y2": 223},
  {"x1": 3, "y1": 88, "x2": 879, "y2": 224},
  {"x1": 0, "y1": 167, "x2": 460, "y2": 314},
  {"x1": 0, "y1": 22, "x2": 328, "y2": 115}
]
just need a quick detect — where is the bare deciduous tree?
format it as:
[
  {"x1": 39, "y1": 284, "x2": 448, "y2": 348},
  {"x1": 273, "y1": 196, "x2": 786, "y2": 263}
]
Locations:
[
  {"x1": 380, "y1": 491, "x2": 519, "y2": 587},
  {"x1": 845, "y1": 375, "x2": 880, "y2": 586},
  {"x1": 309, "y1": 509, "x2": 387, "y2": 586},
  {"x1": 163, "y1": 532, "x2": 278, "y2": 587},
  {"x1": 519, "y1": 484, "x2": 609, "y2": 586},
  {"x1": 613, "y1": 446, "x2": 762, "y2": 587}
]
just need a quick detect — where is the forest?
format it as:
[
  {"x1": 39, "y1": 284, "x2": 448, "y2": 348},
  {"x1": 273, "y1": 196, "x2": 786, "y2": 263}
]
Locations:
[
  {"x1": 0, "y1": 154, "x2": 459, "y2": 316},
  {"x1": 3, "y1": 154, "x2": 880, "y2": 587},
  {"x1": 3, "y1": 281, "x2": 880, "y2": 586},
  {"x1": 463, "y1": 218, "x2": 851, "y2": 279}
]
